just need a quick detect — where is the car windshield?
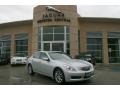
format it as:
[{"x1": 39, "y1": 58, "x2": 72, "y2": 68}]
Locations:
[
  {"x1": 48, "y1": 52, "x2": 71, "y2": 60},
  {"x1": 85, "y1": 54, "x2": 92, "y2": 57}
]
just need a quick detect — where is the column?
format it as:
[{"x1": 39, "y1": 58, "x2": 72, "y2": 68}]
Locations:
[
  {"x1": 11, "y1": 34, "x2": 15, "y2": 56},
  {"x1": 80, "y1": 31, "x2": 87, "y2": 53},
  {"x1": 103, "y1": 32, "x2": 109, "y2": 64},
  {"x1": 70, "y1": 27, "x2": 79, "y2": 57}
]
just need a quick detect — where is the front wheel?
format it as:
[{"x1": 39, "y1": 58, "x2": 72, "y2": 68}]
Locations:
[
  {"x1": 54, "y1": 69, "x2": 65, "y2": 84},
  {"x1": 28, "y1": 64, "x2": 34, "y2": 75}
]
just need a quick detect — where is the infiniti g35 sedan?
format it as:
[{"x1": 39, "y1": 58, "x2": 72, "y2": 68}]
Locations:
[{"x1": 27, "y1": 51, "x2": 94, "y2": 84}]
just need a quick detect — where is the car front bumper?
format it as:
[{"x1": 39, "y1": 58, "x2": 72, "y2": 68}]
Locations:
[
  {"x1": 64, "y1": 70, "x2": 94, "y2": 82},
  {"x1": 11, "y1": 60, "x2": 27, "y2": 65}
]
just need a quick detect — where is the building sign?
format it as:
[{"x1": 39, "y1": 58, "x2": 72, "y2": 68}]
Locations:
[{"x1": 37, "y1": 6, "x2": 71, "y2": 23}]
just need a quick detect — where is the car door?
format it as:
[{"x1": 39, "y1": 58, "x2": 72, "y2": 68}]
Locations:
[
  {"x1": 38, "y1": 52, "x2": 53, "y2": 76},
  {"x1": 31, "y1": 52, "x2": 41, "y2": 73}
]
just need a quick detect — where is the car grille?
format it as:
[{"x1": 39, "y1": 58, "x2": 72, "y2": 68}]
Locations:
[
  {"x1": 80, "y1": 66, "x2": 90, "y2": 71},
  {"x1": 16, "y1": 59, "x2": 22, "y2": 61}
]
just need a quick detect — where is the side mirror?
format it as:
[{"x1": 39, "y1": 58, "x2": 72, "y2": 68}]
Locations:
[{"x1": 42, "y1": 57, "x2": 50, "y2": 62}]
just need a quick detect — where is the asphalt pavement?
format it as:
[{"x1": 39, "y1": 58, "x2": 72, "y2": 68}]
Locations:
[{"x1": 0, "y1": 64, "x2": 120, "y2": 85}]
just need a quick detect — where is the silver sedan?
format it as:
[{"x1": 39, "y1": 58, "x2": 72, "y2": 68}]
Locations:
[{"x1": 27, "y1": 51, "x2": 94, "y2": 84}]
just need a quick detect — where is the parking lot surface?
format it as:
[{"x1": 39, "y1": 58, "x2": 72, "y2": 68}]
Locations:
[{"x1": 0, "y1": 64, "x2": 120, "y2": 85}]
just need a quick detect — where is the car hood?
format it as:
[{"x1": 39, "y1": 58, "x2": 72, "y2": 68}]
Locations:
[{"x1": 54, "y1": 59, "x2": 91, "y2": 68}]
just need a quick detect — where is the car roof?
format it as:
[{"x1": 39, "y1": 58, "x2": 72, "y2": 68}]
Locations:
[{"x1": 37, "y1": 51, "x2": 63, "y2": 53}]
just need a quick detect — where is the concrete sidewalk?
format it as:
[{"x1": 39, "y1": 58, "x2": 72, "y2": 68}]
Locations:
[{"x1": 95, "y1": 63, "x2": 120, "y2": 71}]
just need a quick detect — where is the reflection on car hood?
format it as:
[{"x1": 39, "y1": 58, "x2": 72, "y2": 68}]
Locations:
[{"x1": 55, "y1": 59, "x2": 91, "y2": 67}]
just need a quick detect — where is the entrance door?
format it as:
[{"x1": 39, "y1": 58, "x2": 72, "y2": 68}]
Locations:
[
  {"x1": 108, "y1": 38, "x2": 120, "y2": 63},
  {"x1": 52, "y1": 43, "x2": 64, "y2": 52},
  {"x1": 43, "y1": 41, "x2": 65, "y2": 52},
  {"x1": 43, "y1": 43, "x2": 50, "y2": 51}
]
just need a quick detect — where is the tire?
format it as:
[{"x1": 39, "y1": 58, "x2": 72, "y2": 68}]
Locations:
[
  {"x1": 54, "y1": 68, "x2": 65, "y2": 84},
  {"x1": 28, "y1": 64, "x2": 34, "y2": 75}
]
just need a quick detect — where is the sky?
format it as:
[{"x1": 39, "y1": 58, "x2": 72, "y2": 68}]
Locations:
[
  {"x1": 0, "y1": 5, "x2": 34, "y2": 23},
  {"x1": 0, "y1": 5, "x2": 120, "y2": 23},
  {"x1": 78, "y1": 5, "x2": 120, "y2": 18},
  {"x1": 1, "y1": 5, "x2": 120, "y2": 24},
  {"x1": 0, "y1": 0, "x2": 120, "y2": 24}
]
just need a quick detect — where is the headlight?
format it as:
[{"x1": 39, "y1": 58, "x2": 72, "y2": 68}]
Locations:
[
  {"x1": 86, "y1": 58, "x2": 91, "y2": 61},
  {"x1": 11, "y1": 59, "x2": 15, "y2": 62},
  {"x1": 64, "y1": 65, "x2": 76, "y2": 71}
]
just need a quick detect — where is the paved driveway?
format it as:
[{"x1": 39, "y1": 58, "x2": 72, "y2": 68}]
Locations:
[{"x1": 0, "y1": 64, "x2": 120, "y2": 85}]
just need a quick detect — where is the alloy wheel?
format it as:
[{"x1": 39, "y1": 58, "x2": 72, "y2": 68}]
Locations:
[{"x1": 54, "y1": 69, "x2": 65, "y2": 84}]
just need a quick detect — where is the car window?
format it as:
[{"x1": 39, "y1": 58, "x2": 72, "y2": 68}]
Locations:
[
  {"x1": 33, "y1": 52, "x2": 40, "y2": 59},
  {"x1": 39, "y1": 52, "x2": 48, "y2": 60},
  {"x1": 48, "y1": 52, "x2": 71, "y2": 60}
]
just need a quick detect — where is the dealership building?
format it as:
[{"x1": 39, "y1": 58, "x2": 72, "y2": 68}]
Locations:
[{"x1": 0, "y1": 5, "x2": 120, "y2": 64}]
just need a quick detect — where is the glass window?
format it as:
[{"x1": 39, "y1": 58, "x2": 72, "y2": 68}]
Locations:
[
  {"x1": 52, "y1": 43, "x2": 64, "y2": 52},
  {"x1": 87, "y1": 50, "x2": 102, "y2": 63},
  {"x1": 16, "y1": 46, "x2": 28, "y2": 51},
  {"x1": 16, "y1": 41, "x2": 20, "y2": 45},
  {"x1": 38, "y1": 42, "x2": 41, "y2": 50},
  {"x1": 38, "y1": 35, "x2": 41, "y2": 41},
  {"x1": 43, "y1": 34, "x2": 53, "y2": 41},
  {"x1": 54, "y1": 26, "x2": 64, "y2": 33},
  {"x1": 40, "y1": 52, "x2": 48, "y2": 59},
  {"x1": 0, "y1": 35, "x2": 11, "y2": 41},
  {"x1": 38, "y1": 26, "x2": 70, "y2": 54},
  {"x1": 15, "y1": 33, "x2": 28, "y2": 40},
  {"x1": 15, "y1": 39, "x2": 28, "y2": 56},
  {"x1": 66, "y1": 26, "x2": 69, "y2": 33},
  {"x1": 38, "y1": 28, "x2": 41, "y2": 33},
  {"x1": 44, "y1": 43, "x2": 50, "y2": 51},
  {"x1": 66, "y1": 42, "x2": 70, "y2": 55},
  {"x1": 33, "y1": 52, "x2": 40, "y2": 59},
  {"x1": 16, "y1": 52, "x2": 28, "y2": 56},
  {"x1": 67, "y1": 42, "x2": 70, "y2": 49},
  {"x1": 54, "y1": 34, "x2": 64, "y2": 41},
  {"x1": 87, "y1": 32, "x2": 102, "y2": 38},
  {"x1": 48, "y1": 52, "x2": 71, "y2": 60},
  {"x1": 87, "y1": 32, "x2": 103, "y2": 63},
  {"x1": 108, "y1": 38, "x2": 118, "y2": 45},
  {"x1": 16, "y1": 40, "x2": 28, "y2": 46},
  {"x1": 0, "y1": 42, "x2": 2, "y2": 47},
  {"x1": 22, "y1": 40, "x2": 28, "y2": 45},
  {"x1": 108, "y1": 32, "x2": 120, "y2": 38},
  {"x1": 108, "y1": 32, "x2": 120, "y2": 63},
  {"x1": 43, "y1": 27, "x2": 53, "y2": 33},
  {"x1": 3, "y1": 41, "x2": 11, "y2": 46},
  {"x1": 0, "y1": 35, "x2": 11, "y2": 63},
  {"x1": 108, "y1": 45, "x2": 119, "y2": 51},
  {"x1": 66, "y1": 34, "x2": 70, "y2": 41},
  {"x1": 87, "y1": 38, "x2": 102, "y2": 44},
  {"x1": 87, "y1": 45, "x2": 102, "y2": 50}
]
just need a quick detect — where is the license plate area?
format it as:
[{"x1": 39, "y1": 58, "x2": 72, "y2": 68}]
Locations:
[{"x1": 16, "y1": 59, "x2": 22, "y2": 61}]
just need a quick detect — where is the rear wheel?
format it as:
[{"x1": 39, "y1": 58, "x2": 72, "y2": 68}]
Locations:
[
  {"x1": 28, "y1": 64, "x2": 34, "y2": 75},
  {"x1": 54, "y1": 68, "x2": 65, "y2": 84}
]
